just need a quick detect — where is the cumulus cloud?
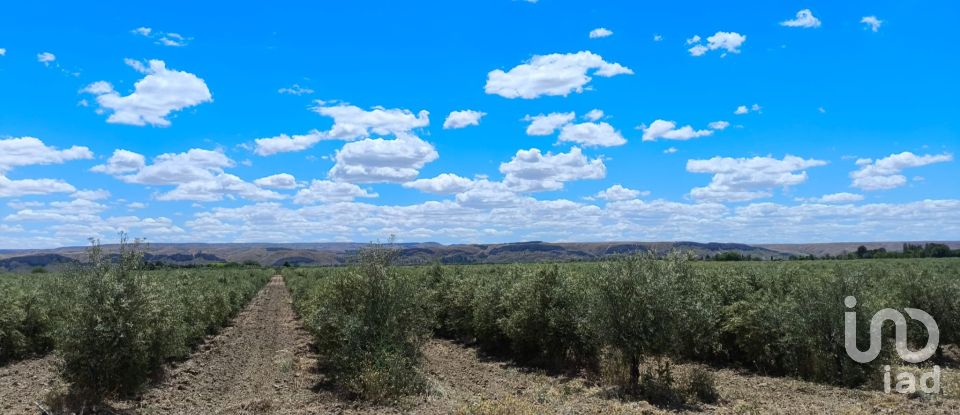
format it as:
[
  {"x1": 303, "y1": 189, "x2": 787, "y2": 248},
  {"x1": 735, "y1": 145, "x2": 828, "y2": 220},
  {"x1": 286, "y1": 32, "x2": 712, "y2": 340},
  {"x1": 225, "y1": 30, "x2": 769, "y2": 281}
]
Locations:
[
  {"x1": 328, "y1": 134, "x2": 439, "y2": 183},
  {"x1": 254, "y1": 173, "x2": 298, "y2": 189},
  {"x1": 443, "y1": 110, "x2": 486, "y2": 129},
  {"x1": 0, "y1": 137, "x2": 93, "y2": 198},
  {"x1": 485, "y1": 51, "x2": 633, "y2": 99},
  {"x1": 590, "y1": 185, "x2": 648, "y2": 201},
  {"x1": 83, "y1": 59, "x2": 212, "y2": 127},
  {"x1": 734, "y1": 104, "x2": 761, "y2": 115},
  {"x1": 89, "y1": 149, "x2": 146, "y2": 175},
  {"x1": 0, "y1": 137, "x2": 93, "y2": 172},
  {"x1": 861, "y1": 16, "x2": 882, "y2": 32},
  {"x1": 0, "y1": 48, "x2": 7, "y2": 56},
  {"x1": 254, "y1": 103, "x2": 429, "y2": 156},
  {"x1": 687, "y1": 32, "x2": 747, "y2": 57},
  {"x1": 500, "y1": 147, "x2": 606, "y2": 192},
  {"x1": 293, "y1": 180, "x2": 377, "y2": 204},
  {"x1": 850, "y1": 151, "x2": 953, "y2": 190},
  {"x1": 687, "y1": 155, "x2": 828, "y2": 202},
  {"x1": 589, "y1": 28, "x2": 613, "y2": 39},
  {"x1": 780, "y1": 9, "x2": 822, "y2": 28},
  {"x1": 92, "y1": 148, "x2": 284, "y2": 202},
  {"x1": 558, "y1": 121, "x2": 626, "y2": 147},
  {"x1": 524, "y1": 112, "x2": 576, "y2": 135},
  {"x1": 641, "y1": 119, "x2": 713, "y2": 141},
  {"x1": 403, "y1": 173, "x2": 475, "y2": 194}
]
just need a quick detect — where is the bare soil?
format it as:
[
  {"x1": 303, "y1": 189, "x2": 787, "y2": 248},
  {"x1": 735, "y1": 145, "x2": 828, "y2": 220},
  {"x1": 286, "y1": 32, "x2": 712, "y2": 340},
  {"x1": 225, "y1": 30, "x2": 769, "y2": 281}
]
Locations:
[{"x1": 3, "y1": 276, "x2": 959, "y2": 414}]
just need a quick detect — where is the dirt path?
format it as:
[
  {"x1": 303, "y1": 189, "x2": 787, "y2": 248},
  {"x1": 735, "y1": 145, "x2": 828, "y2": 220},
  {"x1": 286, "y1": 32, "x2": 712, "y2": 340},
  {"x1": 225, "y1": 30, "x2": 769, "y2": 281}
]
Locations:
[
  {"x1": 116, "y1": 276, "x2": 328, "y2": 414},
  {"x1": 0, "y1": 355, "x2": 60, "y2": 414}
]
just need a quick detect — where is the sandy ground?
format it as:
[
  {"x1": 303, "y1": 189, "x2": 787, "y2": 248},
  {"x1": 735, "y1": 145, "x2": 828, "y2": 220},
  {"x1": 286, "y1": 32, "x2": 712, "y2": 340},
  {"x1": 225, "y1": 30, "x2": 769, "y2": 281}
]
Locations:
[{"x1": 2, "y1": 276, "x2": 959, "y2": 414}]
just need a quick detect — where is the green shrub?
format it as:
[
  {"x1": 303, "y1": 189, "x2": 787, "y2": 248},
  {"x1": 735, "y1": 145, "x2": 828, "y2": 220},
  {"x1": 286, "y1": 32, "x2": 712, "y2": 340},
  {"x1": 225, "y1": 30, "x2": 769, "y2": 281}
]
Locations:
[
  {"x1": 685, "y1": 366, "x2": 719, "y2": 404},
  {"x1": 289, "y1": 244, "x2": 432, "y2": 402},
  {"x1": 56, "y1": 239, "x2": 176, "y2": 399},
  {"x1": 51, "y1": 238, "x2": 270, "y2": 403},
  {"x1": 500, "y1": 265, "x2": 596, "y2": 369},
  {"x1": 588, "y1": 252, "x2": 690, "y2": 388}
]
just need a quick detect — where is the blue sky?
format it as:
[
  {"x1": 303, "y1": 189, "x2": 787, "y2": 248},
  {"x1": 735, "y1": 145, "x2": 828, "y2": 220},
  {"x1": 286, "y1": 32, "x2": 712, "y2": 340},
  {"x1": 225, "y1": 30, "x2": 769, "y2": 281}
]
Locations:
[{"x1": 1, "y1": 1, "x2": 958, "y2": 248}]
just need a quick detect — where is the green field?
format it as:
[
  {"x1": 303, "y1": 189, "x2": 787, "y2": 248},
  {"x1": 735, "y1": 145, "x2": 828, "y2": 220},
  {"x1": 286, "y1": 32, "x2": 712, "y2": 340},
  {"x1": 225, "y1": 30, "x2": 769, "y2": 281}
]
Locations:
[
  {"x1": 286, "y1": 252, "x2": 960, "y2": 403},
  {"x1": 0, "y1": 245, "x2": 271, "y2": 400}
]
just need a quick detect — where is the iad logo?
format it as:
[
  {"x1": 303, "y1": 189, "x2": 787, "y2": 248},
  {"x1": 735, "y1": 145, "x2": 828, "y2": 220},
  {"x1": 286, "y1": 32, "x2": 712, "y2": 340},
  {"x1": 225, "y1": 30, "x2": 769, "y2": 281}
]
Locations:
[{"x1": 844, "y1": 296, "x2": 941, "y2": 394}]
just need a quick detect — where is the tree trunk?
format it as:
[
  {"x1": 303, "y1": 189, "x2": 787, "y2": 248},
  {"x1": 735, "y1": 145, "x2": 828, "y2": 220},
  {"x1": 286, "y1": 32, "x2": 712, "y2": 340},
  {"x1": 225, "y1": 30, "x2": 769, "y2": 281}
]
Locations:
[{"x1": 629, "y1": 354, "x2": 640, "y2": 390}]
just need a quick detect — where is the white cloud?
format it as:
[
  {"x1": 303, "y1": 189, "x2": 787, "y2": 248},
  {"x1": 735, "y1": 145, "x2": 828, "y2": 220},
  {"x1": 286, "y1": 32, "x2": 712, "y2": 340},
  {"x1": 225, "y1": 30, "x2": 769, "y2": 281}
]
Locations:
[
  {"x1": 708, "y1": 120, "x2": 730, "y2": 130},
  {"x1": 89, "y1": 149, "x2": 146, "y2": 175},
  {"x1": 641, "y1": 119, "x2": 713, "y2": 141},
  {"x1": 663, "y1": 147, "x2": 678, "y2": 154},
  {"x1": 589, "y1": 28, "x2": 613, "y2": 39},
  {"x1": 688, "y1": 32, "x2": 747, "y2": 57},
  {"x1": 157, "y1": 33, "x2": 188, "y2": 47},
  {"x1": 443, "y1": 110, "x2": 486, "y2": 129},
  {"x1": 328, "y1": 134, "x2": 439, "y2": 183},
  {"x1": 688, "y1": 45, "x2": 708, "y2": 57},
  {"x1": 403, "y1": 173, "x2": 475, "y2": 194},
  {"x1": 524, "y1": 112, "x2": 576, "y2": 135},
  {"x1": 0, "y1": 137, "x2": 93, "y2": 198},
  {"x1": 734, "y1": 104, "x2": 761, "y2": 115},
  {"x1": 132, "y1": 27, "x2": 190, "y2": 47},
  {"x1": 0, "y1": 48, "x2": 6, "y2": 56},
  {"x1": 93, "y1": 148, "x2": 284, "y2": 202},
  {"x1": 687, "y1": 155, "x2": 828, "y2": 201},
  {"x1": 0, "y1": 137, "x2": 93, "y2": 172},
  {"x1": 861, "y1": 16, "x2": 883, "y2": 32},
  {"x1": 252, "y1": 130, "x2": 327, "y2": 156},
  {"x1": 584, "y1": 109, "x2": 604, "y2": 121},
  {"x1": 781, "y1": 9, "x2": 822, "y2": 28},
  {"x1": 83, "y1": 59, "x2": 212, "y2": 127},
  {"x1": 254, "y1": 173, "x2": 298, "y2": 189},
  {"x1": 127, "y1": 202, "x2": 148, "y2": 209},
  {"x1": 278, "y1": 84, "x2": 314, "y2": 95},
  {"x1": 591, "y1": 185, "x2": 648, "y2": 201},
  {"x1": 293, "y1": 180, "x2": 377, "y2": 204},
  {"x1": 132, "y1": 27, "x2": 152, "y2": 37},
  {"x1": 0, "y1": 176, "x2": 78, "y2": 198},
  {"x1": 37, "y1": 52, "x2": 56, "y2": 65},
  {"x1": 254, "y1": 103, "x2": 430, "y2": 156},
  {"x1": 72, "y1": 189, "x2": 111, "y2": 201},
  {"x1": 653, "y1": 35, "x2": 663, "y2": 42},
  {"x1": 454, "y1": 180, "x2": 525, "y2": 209},
  {"x1": 485, "y1": 51, "x2": 633, "y2": 99},
  {"x1": 850, "y1": 152, "x2": 953, "y2": 190},
  {"x1": 500, "y1": 147, "x2": 606, "y2": 192},
  {"x1": 156, "y1": 173, "x2": 284, "y2": 202},
  {"x1": 558, "y1": 121, "x2": 626, "y2": 147},
  {"x1": 797, "y1": 192, "x2": 864, "y2": 204}
]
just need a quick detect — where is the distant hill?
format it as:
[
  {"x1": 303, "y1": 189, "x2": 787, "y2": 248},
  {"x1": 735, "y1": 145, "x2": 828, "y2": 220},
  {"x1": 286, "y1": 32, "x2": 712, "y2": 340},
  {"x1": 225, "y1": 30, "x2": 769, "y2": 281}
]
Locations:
[
  {"x1": 0, "y1": 241, "x2": 786, "y2": 271},
  {"x1": 755, "y1": 241, "x2": 960, "y2": 257},
  {"x1": 2, "y1": 240, "x2": 956, "y2": 272}
]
